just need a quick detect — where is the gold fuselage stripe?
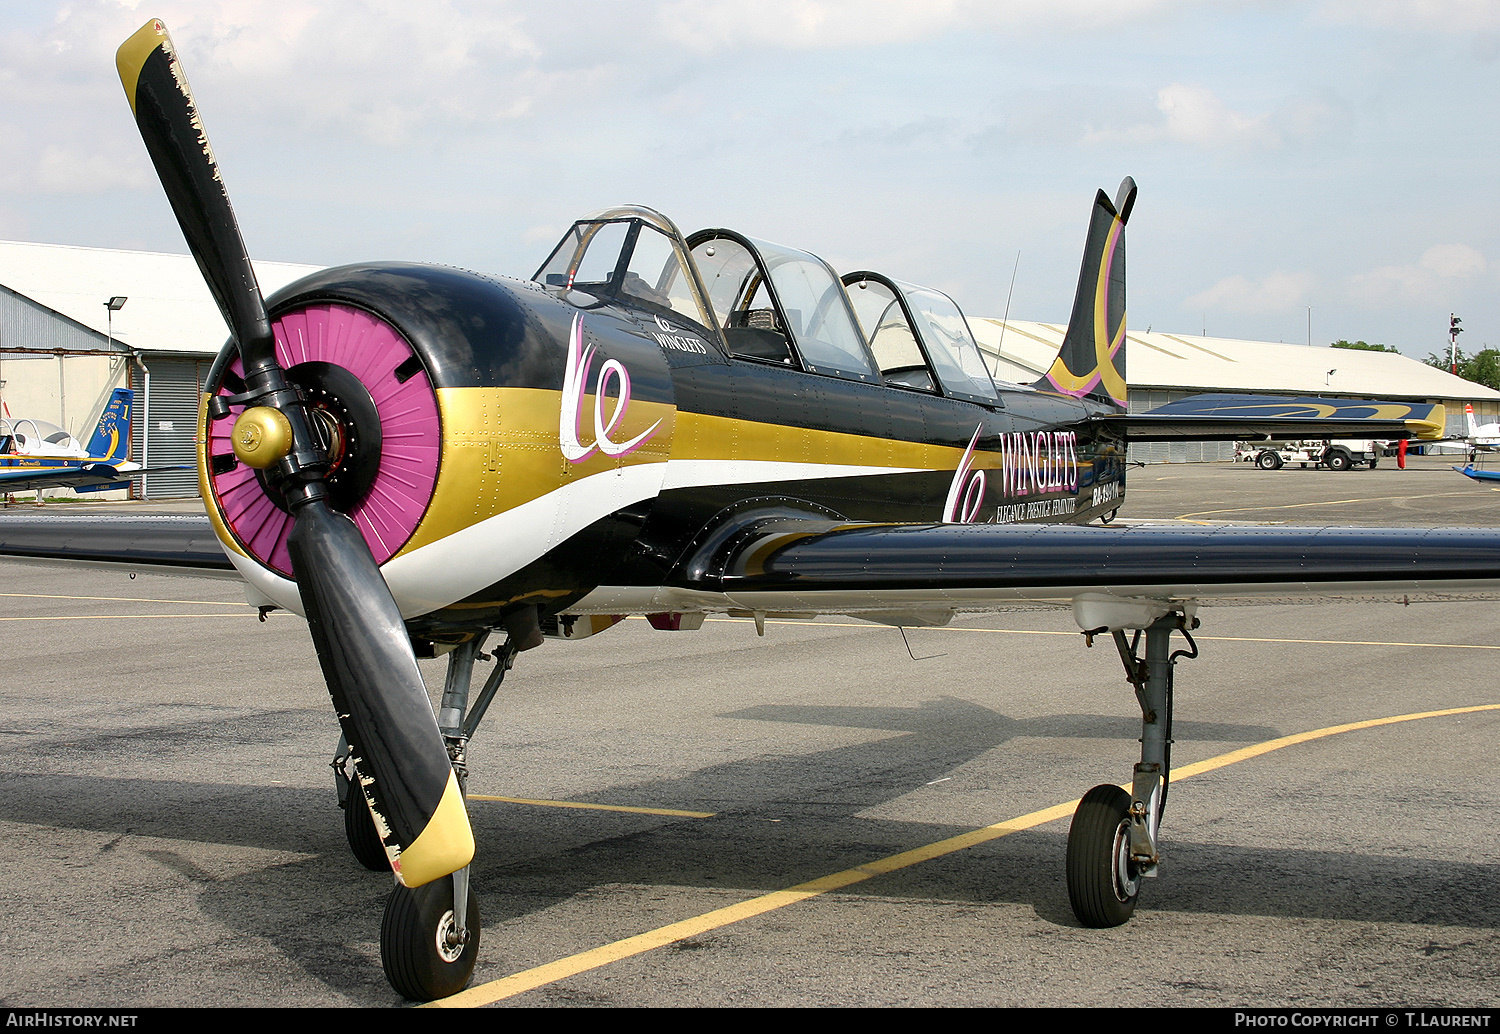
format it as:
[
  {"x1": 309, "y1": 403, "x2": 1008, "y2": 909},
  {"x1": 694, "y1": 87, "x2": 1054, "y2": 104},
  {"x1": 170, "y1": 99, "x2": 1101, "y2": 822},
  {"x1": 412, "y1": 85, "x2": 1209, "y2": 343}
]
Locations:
[
  {"x1": 203, "y1": 383, "x2": 1083, "y2": 566},
  {"x1": 393, "y1": 388, "x2": 995, "y2": 559}
]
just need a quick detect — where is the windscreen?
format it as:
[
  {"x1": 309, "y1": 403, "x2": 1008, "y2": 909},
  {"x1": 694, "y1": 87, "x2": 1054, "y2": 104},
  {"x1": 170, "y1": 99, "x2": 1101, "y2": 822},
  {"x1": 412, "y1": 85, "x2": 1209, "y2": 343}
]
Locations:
[
  {"x1": 894, "y1": 279, "x2": 999, "y2": 403},
  {"x1": 750, "y1": 237, "x2": 875, "y2": 381}
]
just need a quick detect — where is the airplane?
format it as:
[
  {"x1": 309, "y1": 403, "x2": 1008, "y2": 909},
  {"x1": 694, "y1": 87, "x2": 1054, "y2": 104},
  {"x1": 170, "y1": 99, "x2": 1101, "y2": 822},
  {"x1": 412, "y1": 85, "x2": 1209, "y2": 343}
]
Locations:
[
  {"x1": 0, "y1": 388, "x2": 188, "y2": 496},
  {"x1": 1421, "y1": 405, "x2": 1500, "y2": 480},
  {"x1": 0, "y1": 19, "x2": 1496, "y2": 1001},
  {"x1": 1418, "y1": 402, "x2": 1500, "y2": 454}
]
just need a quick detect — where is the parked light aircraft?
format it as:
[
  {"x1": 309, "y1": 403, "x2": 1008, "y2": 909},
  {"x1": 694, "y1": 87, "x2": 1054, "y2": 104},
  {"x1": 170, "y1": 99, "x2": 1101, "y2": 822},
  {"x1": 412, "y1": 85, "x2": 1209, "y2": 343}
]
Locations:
[
  {"x1": 0, "y1": 388, "x2": 183, "y2": 495},
  {"x1": 1437, "y1": 403, "x2": 1500, "y2": 463},
  {"x1": 1, "y1": 20, "x2": 1496, "y2": 1001}
]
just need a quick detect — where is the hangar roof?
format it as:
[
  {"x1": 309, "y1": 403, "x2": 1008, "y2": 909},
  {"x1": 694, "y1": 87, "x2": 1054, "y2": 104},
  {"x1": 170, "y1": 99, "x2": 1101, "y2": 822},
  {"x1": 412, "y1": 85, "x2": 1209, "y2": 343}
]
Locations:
[
  {"x1": 3, "y1": 238, "x2": 1492, "y2": 405},
  {"x1": 970, "y1": 318, "x2": 1500, "y2": 402},
  {"x1": 0, "y1": 240, "x2": 321, "y2": 355}
]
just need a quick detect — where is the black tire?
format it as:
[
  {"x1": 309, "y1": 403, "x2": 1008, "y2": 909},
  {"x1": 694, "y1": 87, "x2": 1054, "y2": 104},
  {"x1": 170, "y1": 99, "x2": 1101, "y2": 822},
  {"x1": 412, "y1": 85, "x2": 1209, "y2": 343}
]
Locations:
[
  {"x1": 381, "y1": 874, "x2": 481, "y2": 1001},
  {"x1": 1066, "y1": 784, "x2": 1140, "y2": 928},
  {"x1": 343, "y1": 792, "x2": 389, "y2": 872},
  {"x1": 1255, "y1": 451, "x2": 1282, "y2": 471},
  {"x1": 1326, "y1": 449, "x2": 1352, "y2": 471},
  {"x1": 1369, "y1": 457, "x2": 1379, "y2": 469}
]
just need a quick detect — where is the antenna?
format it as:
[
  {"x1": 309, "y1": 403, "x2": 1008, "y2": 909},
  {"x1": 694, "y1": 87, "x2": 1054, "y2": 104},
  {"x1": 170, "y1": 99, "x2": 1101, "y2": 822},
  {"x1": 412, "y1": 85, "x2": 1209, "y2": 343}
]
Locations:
[{"x1": 992, "y1": 250, "x2": 1021, "y2": 376}]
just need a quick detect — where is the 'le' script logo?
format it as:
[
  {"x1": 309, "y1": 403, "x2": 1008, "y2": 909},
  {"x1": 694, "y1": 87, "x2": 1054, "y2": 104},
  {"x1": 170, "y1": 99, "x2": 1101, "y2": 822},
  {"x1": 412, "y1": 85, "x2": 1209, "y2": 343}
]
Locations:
[{"x1": 559, "y1": 314, "x2": 662, "y2": 464}]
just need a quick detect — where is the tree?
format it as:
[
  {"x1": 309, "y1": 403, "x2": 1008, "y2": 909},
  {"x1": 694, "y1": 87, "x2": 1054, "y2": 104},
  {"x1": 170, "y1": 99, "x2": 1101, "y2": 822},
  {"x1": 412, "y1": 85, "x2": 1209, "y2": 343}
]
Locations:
[
  {"x1": 1424, "y1": 346, "x2": 1500, "y2": 390},
  {"x1": 1330, "y1": 340, "x2": 1400, "y2": 352}
]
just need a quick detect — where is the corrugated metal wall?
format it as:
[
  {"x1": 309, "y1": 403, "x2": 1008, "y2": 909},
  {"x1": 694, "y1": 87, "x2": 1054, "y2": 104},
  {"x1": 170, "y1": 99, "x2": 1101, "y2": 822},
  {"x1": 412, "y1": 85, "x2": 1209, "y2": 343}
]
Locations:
[
  {"x1": 1127, "y1": 388, "x2": 1236, "y2": 464},
  {"x1": 131, "y1": 356, "x2": 209, "y2": 499}
]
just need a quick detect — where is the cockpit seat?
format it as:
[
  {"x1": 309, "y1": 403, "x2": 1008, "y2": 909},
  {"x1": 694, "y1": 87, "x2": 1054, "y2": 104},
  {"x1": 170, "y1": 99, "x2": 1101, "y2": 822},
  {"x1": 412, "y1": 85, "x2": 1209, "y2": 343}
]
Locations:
[
  {"x1": 724, "y1": 326, "x2": 793, "y2": 364},
  {"x1": 727, "y1": 308, "x2": 793, "y2": 364}
]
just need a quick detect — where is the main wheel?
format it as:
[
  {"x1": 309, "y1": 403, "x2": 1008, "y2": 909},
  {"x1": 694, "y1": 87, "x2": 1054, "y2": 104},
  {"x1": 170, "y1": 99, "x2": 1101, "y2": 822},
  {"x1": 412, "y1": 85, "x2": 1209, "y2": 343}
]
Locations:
[
  {"x1": 1326, "y1": 449, "x2": 1352, "y2": 471},
  {"x1": 1256, "y1": 451, "x2": 1282, "y2": 470},
  {"x1": 343, "y1": 793, "x2": 389, "y2": 872},
  {"x1": 381, "y1": 874, "x2": 481, "y2": 1001},
  {"x1": 1066, "y1": 784, "x2": 1140, "y2": 928}
]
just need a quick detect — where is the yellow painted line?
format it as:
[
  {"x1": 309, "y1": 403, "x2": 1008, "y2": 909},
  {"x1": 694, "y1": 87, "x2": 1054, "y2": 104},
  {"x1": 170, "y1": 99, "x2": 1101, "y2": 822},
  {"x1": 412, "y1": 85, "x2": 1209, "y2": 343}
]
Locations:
[
  {"x1": 0, "y1": 592, "x2": 248, "y2": 607},
  {"x1": 467, "y1": 795, "x2": 714, "y2": 819},
  {"x1": 430, "y1": 702, "x2": 1500, "y2": 1008},
  {"x1": 1175, "y1": 497, "x2": 1366, "y2": 519},
  {"x1": 1193, "y1": 634, "x2": 1500, "y2": 651},
  {"x1": 0, "y1": 613, "x2": 271, "y2": 621},
  {"x1": 1174, "y1": 491, "x2": 1476, "y2": 520},
  {"x1": 1169, "y1": 703, "x2": 1500, "y2": 780}
]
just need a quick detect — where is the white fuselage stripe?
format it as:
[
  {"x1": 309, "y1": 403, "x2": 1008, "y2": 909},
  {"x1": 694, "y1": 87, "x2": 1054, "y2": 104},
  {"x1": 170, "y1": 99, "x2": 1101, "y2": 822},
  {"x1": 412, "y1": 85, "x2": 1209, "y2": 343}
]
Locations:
[{"x1": 660, "y1": 459, "x2": 924, "y2": 491}]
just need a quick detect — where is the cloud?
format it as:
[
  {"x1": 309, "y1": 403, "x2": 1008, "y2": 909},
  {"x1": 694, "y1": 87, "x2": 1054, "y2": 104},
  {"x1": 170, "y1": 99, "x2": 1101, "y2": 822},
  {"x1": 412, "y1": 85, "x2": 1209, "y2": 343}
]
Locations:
[
  {"x1": 1184, "y1": 271, "x2": 1316, "y2": 314},
  {"x1": 4, "y1": 0, "x2": 559, "y2": 147},
  {"x1": 655, "y1": 0, "x2": 1190, "y2": 51},
  {"x1": 1345, "y1": 244, "x2": 1489, "y2": 304},
  {"x1": 1316, "y1": 0, "x2": 1500, "y2": 34},
  {"x1": 1083, "y1": 83, "x2": 1345, "y2": 151}
]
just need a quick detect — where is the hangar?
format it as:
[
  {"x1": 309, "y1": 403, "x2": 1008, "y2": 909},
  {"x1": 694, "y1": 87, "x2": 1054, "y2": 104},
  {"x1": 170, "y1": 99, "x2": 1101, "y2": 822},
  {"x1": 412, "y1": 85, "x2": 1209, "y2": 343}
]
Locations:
[
  {"x1": 3, "y1": 239, "x2": 1495, "y2": 498},
  {"x1": 0, "y1": 240, "x2": 318, "y2": 498}
]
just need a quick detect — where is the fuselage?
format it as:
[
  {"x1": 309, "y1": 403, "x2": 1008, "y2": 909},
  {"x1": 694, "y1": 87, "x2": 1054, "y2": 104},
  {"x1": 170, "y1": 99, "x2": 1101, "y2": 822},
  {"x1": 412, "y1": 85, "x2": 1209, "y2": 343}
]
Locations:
[{"x1": 199, "y1": 221, "x2": 1128, "y2": 639}]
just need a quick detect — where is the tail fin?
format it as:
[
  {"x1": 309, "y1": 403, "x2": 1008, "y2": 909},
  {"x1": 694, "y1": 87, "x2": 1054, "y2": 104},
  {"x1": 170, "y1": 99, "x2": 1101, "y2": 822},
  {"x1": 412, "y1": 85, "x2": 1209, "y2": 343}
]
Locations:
[
  {"x1": 1034, "y1": 177, "x2": 1135, "y2": 410},
  {"x1": 1466, "y1": 403, "x2": 1478, "y2": 438},
  {"x1": 85, "y1": 388, "x2": 132, "y2": 461}
]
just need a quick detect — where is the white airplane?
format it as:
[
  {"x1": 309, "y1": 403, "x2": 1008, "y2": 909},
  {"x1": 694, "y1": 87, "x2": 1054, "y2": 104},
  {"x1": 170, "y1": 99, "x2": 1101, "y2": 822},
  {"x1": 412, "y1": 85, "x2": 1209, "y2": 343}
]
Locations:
[{"x1": 1427, "y1": 404, "x2": 1500, "y2": 460}]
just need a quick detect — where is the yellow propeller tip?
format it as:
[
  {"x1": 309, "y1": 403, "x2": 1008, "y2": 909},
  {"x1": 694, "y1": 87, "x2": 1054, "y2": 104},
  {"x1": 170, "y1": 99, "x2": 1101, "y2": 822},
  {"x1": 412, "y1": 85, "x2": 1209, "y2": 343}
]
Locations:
[{"x1": 116, "y1": 19, "x2": 171, "y2": 116}]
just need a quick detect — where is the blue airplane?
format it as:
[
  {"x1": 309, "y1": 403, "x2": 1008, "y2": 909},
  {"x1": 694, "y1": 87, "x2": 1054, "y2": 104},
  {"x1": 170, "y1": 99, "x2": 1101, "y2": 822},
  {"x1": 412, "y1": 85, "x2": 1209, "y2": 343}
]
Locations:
[{"x1": 0, "y1": 389, "x2": 183, "y2": 494}]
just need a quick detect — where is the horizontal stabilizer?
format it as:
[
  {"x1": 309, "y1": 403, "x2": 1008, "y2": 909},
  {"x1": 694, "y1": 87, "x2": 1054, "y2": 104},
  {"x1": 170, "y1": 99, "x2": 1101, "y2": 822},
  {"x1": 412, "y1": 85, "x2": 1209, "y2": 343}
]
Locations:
[{"x1": 1455, "y1": 464, "x2": 1500, "y2": 483}]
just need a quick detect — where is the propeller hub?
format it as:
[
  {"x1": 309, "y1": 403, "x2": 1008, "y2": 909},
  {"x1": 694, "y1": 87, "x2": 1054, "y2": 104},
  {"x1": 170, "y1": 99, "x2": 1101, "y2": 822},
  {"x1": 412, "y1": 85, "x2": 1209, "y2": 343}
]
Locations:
[{"x1": 232, "y1": 405, "x2": 294, "y2": 469}]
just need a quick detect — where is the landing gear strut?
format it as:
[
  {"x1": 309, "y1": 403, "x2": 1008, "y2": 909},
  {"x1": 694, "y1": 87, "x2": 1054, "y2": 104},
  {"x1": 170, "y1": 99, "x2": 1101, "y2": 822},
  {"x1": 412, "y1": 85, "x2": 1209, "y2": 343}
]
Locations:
[
  {"x1": 332, "y1": 628, "x2": 522, "y2": 1000},
  {"x1": 1069, "y1": 607, "x2": 1197, "y2": 927}
]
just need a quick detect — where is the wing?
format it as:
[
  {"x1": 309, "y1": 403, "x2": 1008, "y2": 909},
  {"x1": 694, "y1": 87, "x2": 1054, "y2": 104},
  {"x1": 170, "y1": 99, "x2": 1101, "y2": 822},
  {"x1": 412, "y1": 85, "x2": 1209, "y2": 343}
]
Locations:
[
  {"x1": 629, "y1": 516, "x2": 1500, "y2": 627},
  {"x1": 1454, "y1": 464, "x2": 1500, "y2": 483},
  {"x1": 1093, "y1": 393, "x2": 1445, "y2": 442},
  {"x1": 0, "y1": 513, "x2": 235, "y2": 576},
  {"x1": 0, "y1": 463, "x2": 192, "y2": 494}
]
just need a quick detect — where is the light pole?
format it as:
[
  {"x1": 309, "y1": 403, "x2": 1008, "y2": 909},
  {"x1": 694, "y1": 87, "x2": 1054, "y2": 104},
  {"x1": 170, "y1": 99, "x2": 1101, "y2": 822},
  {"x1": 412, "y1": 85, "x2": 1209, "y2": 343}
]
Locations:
[{"x1": 104, "y1": 296, "x2": 127, "y2": 349}]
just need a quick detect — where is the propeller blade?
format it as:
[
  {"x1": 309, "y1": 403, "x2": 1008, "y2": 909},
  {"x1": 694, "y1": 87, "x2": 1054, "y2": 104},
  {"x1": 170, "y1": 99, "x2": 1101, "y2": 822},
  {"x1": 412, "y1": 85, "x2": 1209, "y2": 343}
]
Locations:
[
  {"x1": 115, "y1": 19, "x2": 274, "y2": 374},
  {"x1": 289, "y1": 502, "x2": 474, "y2": 886},
  {"x1": 116, "y1": 20, "x2": 473, "y2": 886}
]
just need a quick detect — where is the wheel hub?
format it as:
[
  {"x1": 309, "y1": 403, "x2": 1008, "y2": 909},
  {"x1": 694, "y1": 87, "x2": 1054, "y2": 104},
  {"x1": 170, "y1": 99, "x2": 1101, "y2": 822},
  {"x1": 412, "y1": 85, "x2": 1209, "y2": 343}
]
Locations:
[
  {"x1": 1112, "y1": 819, "x2": 1141, "y2": 901},
  {"x1": 435, "y1": 909, "x2": 467, "y2": 963}
]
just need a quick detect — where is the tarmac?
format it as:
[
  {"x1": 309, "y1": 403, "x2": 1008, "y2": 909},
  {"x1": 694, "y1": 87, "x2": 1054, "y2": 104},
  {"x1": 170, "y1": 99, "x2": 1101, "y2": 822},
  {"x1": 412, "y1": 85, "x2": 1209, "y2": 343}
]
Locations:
[{"x1": 1, "y1": 454, "x2": 1498, "y2": 1008}]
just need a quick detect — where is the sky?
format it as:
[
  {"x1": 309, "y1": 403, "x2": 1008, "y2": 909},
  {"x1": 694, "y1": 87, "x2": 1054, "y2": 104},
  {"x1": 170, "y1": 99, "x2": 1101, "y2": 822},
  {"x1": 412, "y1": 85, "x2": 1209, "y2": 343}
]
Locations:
[{"x1": 1, "y1": 0, "x2": 1496, "y2": 358}]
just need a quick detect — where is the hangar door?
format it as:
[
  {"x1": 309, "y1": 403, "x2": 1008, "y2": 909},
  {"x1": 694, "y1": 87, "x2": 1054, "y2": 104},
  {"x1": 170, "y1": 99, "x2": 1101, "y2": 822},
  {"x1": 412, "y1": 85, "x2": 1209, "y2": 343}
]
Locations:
[
  {"x1": 1126, "y1": 389, "x2": 1236, "y2": 464},
  {"x1": 132, "y1": 355, "x2": 210, "y2": 499}
]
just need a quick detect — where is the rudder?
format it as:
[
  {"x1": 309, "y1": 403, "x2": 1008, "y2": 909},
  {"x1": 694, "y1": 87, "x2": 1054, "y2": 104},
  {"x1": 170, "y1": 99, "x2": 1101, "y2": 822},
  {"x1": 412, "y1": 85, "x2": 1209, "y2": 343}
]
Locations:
[
  {"x1": 1034, "y1": 177, "x2": 1135, "y2": 410},
  {"x1": 86, "y1": 388, "x2": 133, "y2": 461}
]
